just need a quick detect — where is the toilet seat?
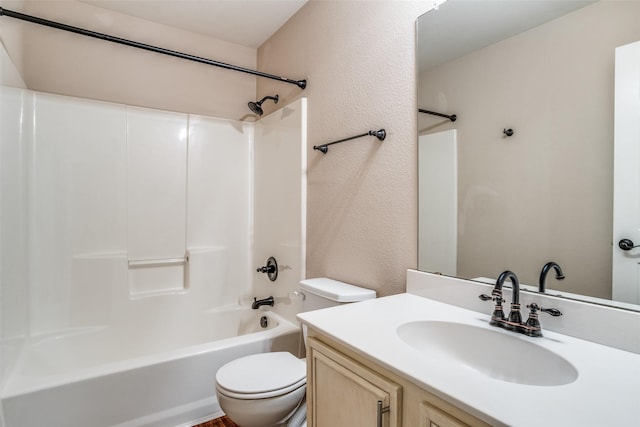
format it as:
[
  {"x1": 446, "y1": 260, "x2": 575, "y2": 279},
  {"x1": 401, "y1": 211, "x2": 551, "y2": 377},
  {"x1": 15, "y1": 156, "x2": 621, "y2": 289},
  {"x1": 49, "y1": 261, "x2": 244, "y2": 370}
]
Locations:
[
  {"x1": 216, "y1": 352, "x2": 306, "y2": 400},
  {"x1": 216, "y1": 377, "x2": 306, "y2": 400}
]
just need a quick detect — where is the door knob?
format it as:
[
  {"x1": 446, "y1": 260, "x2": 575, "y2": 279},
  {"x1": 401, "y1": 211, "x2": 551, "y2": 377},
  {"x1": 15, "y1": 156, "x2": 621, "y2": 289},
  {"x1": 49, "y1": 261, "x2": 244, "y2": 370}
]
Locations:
[{"x1": 618, "y1": 238, "x2": 640, "y2": 251}]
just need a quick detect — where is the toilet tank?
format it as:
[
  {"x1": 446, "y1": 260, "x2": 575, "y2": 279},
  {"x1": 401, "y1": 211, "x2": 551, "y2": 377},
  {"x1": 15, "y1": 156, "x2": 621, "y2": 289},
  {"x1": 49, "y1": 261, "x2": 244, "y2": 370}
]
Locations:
[{"x1": 299, "y1": 278, "x2": 376, "y2": 313}]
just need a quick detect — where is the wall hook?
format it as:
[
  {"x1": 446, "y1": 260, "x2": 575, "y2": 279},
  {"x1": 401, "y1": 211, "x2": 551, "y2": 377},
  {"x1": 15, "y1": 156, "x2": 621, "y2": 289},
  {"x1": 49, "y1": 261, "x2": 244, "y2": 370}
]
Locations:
[{"x1": 503, "y1": 128, "x2": 514, "y2": 137}]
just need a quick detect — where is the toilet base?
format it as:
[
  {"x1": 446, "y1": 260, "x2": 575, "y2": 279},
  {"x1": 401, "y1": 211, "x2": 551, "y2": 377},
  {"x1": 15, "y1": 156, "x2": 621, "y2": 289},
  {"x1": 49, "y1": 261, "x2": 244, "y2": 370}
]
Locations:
[
  {"x1": 217, "y1": 383, "x2": 305, "y2": 427},
  {"x1": 286, "y1": 399, "x2": 307, "y2": 427}
]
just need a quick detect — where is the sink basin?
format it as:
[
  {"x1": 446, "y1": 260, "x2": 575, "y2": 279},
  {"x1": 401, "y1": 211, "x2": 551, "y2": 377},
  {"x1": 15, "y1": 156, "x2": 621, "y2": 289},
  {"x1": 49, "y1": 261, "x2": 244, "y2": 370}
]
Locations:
[{"x1": 397, "y1": 321, "x2": 578, "y2": 386}]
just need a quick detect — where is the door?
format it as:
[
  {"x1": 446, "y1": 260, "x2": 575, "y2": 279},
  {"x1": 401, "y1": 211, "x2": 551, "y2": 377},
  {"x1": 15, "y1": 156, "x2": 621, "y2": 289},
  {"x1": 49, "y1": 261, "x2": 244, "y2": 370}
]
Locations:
[
  {"x1": 613, "y1": 40, "x2": 640, "y2": 304},
  {"x1": 307, "y1": 338, "x2": 401, "y2": 427},
  {"x1": 418, "y1": 130, "x2": 458, "y2": 276}
]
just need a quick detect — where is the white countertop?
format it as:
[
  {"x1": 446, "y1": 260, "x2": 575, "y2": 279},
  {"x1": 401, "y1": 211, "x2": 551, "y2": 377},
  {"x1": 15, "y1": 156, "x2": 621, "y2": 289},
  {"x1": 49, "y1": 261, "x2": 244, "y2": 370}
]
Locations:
[{"x1": 297, "y1": 293, "x2": 640, "y2": 427}]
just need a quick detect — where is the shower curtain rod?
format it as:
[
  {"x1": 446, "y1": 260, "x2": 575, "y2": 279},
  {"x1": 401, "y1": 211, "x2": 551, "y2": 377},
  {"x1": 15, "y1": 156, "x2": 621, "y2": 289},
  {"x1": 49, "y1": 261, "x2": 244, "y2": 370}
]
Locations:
[
  {"x1": 418, "y1": 109, "x2": 457, "y2": 122},
  {"x1": 313, "y1": 129, "x2": 386, "y2": 154},
  {"x1": 0, "y1": 7, "x2": 307, "y2": 90}
]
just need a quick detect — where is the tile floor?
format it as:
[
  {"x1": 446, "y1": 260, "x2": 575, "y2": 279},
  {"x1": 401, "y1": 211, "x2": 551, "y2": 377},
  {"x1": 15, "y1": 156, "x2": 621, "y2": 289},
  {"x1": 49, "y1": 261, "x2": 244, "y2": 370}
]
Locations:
[{"x1": 193, "y1": 415, "x2": 238, "y2": 427}]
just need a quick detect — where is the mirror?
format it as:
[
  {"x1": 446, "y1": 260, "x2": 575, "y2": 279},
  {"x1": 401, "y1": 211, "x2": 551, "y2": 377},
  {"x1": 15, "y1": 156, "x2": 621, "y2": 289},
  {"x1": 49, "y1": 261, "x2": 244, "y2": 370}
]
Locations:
[{"x1": 417, "y1": 0, "x2": 640, "y2": 311}]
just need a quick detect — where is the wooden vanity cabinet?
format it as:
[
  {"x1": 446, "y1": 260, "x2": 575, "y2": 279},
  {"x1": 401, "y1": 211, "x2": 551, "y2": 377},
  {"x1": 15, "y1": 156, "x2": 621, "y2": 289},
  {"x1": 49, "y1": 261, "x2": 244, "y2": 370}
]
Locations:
[
  {"x1": 306, "y1": 333, "x2": 491, "y2": 427},
  {"x1": 419, "y1": 401, "x2": 473, "y2": 427},
  {"x1": 307, "y1": 337, "x2": 402, "y2": 427}
]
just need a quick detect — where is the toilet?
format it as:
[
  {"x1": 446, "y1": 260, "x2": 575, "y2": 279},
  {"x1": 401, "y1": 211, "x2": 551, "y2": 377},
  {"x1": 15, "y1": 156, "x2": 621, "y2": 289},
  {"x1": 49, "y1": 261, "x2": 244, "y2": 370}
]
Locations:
[{"x1": 215, "y1": 278, "x2": 376, "y2": 427}]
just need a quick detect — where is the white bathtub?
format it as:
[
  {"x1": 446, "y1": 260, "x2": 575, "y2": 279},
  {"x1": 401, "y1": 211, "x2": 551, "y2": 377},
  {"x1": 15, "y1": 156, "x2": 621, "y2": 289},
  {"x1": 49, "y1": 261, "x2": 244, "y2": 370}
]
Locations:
[{"x1": 1, "y1": 307, "x2": 300, "y2": 427}]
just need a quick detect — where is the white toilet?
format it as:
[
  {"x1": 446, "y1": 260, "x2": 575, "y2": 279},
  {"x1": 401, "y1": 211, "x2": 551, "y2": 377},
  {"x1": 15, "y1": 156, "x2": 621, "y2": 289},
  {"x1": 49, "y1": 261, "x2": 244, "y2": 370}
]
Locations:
[{"x1": 215, "y1": 278, "x2": 376, "y2": 427}]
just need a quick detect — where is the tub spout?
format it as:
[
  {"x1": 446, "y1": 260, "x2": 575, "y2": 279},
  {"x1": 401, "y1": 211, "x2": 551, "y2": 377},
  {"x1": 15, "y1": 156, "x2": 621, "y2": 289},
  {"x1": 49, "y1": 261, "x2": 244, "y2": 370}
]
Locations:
[{"x1": 252, "y1": 296, "x2": 275, "y2": 309}]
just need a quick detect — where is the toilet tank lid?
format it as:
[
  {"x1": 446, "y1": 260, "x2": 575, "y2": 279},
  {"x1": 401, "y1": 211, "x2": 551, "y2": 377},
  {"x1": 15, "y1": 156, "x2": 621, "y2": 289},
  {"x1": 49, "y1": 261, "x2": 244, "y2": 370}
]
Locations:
[{"x1": 300, "y1": 278, "x2": 376, "y2": 302}]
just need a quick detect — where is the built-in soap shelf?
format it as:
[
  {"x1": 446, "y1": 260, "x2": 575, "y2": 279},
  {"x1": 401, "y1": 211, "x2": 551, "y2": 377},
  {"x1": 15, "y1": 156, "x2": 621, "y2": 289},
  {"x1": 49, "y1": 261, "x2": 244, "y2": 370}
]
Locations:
[
  {"x1": 128, "y1": 256, "x2": 189, "y2": 267},
  {"x1": 127, "y1": 253, "x2": 190, "y2": 299}
]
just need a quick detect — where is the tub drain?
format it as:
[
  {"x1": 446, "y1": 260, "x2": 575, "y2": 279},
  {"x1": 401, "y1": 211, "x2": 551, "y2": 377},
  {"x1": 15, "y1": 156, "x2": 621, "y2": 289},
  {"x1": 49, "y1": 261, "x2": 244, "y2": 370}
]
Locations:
[{"x1": 260, "y1": 315, "x2": 269, "y2": 328}]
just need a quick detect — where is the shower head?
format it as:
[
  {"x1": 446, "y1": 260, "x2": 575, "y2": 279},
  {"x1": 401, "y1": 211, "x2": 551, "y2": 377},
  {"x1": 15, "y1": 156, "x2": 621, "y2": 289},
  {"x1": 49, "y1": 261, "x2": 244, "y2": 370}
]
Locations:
[
  {"x1": 248, "y1": 95, "x2": 279, "y2": 116},
  {"x1": 248, "y1": 101, "x2": 263, "y2": 115}
]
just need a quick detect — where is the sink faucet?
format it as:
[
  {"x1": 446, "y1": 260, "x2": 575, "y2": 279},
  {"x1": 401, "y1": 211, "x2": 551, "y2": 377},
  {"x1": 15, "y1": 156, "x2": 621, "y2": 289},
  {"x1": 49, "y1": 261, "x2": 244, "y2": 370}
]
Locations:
[
  {"x1": 494, "y1": 270, "x2": 524, "y2": 332},
  {"x1": 252, "y1": 296, "x2": 275, "y2": 309},
  {"x1": 480, "y1": 270, "x2": 562, "y2": 337},
  {"x1": 479, "y1": 270, "x2": 519, "y2": 329},
  {"x1": 539, "y1": 261, "x2": 565, "y2": 293}
]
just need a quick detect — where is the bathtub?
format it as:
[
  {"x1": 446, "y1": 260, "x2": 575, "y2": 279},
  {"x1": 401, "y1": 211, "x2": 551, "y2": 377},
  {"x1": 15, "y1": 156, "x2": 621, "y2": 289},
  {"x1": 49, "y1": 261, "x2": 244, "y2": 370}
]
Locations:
[{"x1": 1, "y1": 307, "x2": 300, "y2": 427}]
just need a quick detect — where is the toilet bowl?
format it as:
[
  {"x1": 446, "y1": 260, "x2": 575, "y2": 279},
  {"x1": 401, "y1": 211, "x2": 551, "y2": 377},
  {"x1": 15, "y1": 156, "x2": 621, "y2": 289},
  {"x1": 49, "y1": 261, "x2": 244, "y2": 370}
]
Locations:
[
  {"x1": 215, "y1": 352, "x2": 306, "y2": 427},
  {"x1": 215, "y1": 278, "x2": 376, "y2": 427}
]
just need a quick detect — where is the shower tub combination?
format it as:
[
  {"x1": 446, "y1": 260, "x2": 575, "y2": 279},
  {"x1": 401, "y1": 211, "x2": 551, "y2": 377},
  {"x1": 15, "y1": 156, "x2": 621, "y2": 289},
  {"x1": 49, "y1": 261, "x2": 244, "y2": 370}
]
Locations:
[
  {"x1": 1, "y1": 88, "x2": 307, "y2": 426},
  {"x1": 1, "y1": 308, "x2": 300, "y2": 427}
]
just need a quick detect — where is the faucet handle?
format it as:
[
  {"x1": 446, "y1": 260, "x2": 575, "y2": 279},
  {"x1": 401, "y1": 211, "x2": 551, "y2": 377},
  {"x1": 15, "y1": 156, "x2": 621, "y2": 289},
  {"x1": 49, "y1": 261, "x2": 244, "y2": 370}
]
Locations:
[
  {"x1": 523, "y1": 303, "x2": 562, "y2": 338},
  {"x1": 480, "y1": 293, "x2": 506, "y2": 325},
  {"x1": 527, "y1": 303, "x2": 562, "y2": 317},
  {"x1": 256, "y1": 256, "x2": 278, "y2": 282},
  {"x1": 479, "y1": 293, "x2": 504, "y2": 304},
  {"x1": 541, "y1": 307, "x2": 562, "y2": 317}
]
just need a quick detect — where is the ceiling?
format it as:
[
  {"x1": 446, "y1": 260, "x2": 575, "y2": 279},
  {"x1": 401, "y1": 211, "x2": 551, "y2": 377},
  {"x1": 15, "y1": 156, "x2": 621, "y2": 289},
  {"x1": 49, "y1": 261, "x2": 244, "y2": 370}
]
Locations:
[
  {"x1": 79, "y1": 0, "x2": 308, "y2": 49},
  {"x1": 417, "y1": 0, "x2": 595, "y2": 72}
]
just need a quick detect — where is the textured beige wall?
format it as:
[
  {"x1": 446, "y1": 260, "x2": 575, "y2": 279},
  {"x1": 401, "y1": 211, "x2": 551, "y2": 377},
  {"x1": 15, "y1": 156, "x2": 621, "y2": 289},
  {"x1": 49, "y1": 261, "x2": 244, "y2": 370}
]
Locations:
[
  {"x1": 0, "y1": 41, "x2": 26, "y2": 87},
  {"x1": 258, "y1": 1, "x2": 432, "y2": 296},
  {"x1": 0, "y1": 0, "x2": 256, "y2": 119},
  {"x1": 0, "y1": 0, "x2": 25, "y2": 84},
  {"x1": 1, "y1": 0, "x2": 431, "y2": 297},
  {"x1": 418, "y1": 1, "x2": 640, "y2": 299}
]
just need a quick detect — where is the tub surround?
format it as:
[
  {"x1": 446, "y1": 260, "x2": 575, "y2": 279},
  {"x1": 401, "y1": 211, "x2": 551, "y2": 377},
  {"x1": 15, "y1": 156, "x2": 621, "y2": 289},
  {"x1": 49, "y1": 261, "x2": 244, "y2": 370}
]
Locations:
[
  {"x1": 298, "y1": 270, "x2": 640, "y2": 426},
  {"x1": 1, "y1": 87, "x2": 308, "y2": 427}
]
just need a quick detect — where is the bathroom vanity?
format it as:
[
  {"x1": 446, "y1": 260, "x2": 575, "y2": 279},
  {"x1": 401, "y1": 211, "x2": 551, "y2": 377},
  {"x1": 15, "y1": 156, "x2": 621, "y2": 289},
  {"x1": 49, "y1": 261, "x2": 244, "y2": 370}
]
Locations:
[
  {"x1": 298, "y1": 270, "x2": 640, "y2": 427},
  {"x1": 306, "y1": 334, "x2": 489, "y2": 427}
]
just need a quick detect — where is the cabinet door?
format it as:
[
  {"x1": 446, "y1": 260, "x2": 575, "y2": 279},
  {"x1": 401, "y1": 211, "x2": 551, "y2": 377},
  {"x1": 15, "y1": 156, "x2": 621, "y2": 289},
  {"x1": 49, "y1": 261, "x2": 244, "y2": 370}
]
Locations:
[
  {"x1": 419, "y1": 402, "x2": 470, "y2": 427},
  {"x1": 307, "y1": 338, "x2": 401, "y2": 427}
]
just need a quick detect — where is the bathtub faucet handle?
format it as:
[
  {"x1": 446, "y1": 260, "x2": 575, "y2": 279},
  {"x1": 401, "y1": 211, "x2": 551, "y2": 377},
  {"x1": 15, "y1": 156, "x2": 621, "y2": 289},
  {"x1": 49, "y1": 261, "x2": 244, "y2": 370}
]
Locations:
[
  {"x1": 256, "y1": 256, "x2": 278, "y2": 281},
  {"x1": 256, "y1": 265, "x2": 275, "y2": 274}
]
